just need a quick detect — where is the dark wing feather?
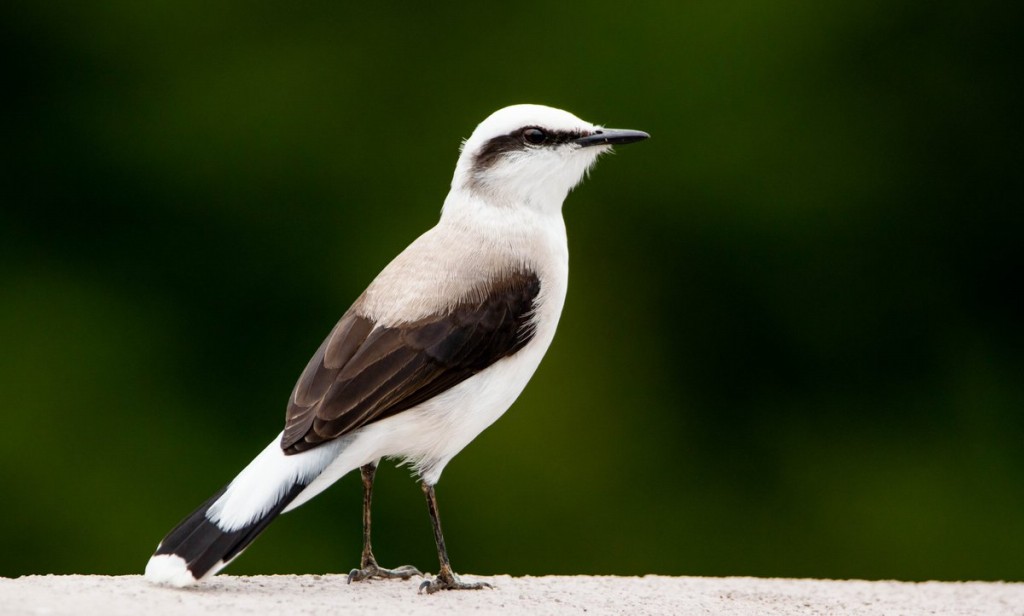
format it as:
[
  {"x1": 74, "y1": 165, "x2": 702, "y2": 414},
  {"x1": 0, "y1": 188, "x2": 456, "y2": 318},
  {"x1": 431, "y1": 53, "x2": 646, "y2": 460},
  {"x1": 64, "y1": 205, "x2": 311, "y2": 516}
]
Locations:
[
  {"x1": 281, "y1": 270, "x2": 541, "y2": 454},
  {"x1": 281, "y1": 313, "x2": 375, "y2": 449}
]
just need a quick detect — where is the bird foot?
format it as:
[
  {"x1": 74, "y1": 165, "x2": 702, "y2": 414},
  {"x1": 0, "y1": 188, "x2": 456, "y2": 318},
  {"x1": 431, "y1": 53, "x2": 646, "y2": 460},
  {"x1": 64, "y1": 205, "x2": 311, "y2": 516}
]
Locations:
[
  {"x1": 347, "y1": 562, "x2": 422, "y2": 583},
  {"x1": 418, "y1": 571, "x2": 492, "y2": 594}
]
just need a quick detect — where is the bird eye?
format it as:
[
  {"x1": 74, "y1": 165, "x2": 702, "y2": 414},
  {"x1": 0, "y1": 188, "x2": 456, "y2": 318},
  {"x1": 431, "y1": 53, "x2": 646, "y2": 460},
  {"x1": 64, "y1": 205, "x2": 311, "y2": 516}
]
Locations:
[{"x1": 523, "y1": 128, "x2": 547, "y2": 145}]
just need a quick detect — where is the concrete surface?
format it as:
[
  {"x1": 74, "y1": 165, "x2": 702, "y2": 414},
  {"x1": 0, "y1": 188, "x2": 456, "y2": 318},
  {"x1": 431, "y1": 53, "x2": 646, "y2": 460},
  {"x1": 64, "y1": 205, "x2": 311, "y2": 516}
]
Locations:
[{"x1": 1, "y1": 574, "x2": 1021, "y2": 616}]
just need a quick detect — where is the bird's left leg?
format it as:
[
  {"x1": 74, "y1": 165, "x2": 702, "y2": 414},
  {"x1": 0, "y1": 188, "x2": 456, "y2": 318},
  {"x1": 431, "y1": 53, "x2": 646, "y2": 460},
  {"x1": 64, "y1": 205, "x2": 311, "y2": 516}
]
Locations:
[{"x1": 347, "y1": 462, "x2": 422, "y2": 583}]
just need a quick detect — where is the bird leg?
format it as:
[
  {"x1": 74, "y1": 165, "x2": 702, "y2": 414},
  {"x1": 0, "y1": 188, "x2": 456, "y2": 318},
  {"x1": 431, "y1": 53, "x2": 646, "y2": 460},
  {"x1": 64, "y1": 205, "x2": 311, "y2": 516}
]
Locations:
[
  {"x1": 418, "y1": 483, "x2": 492, "y2": 593},
  {"x1": 347, "y1": 463, "x2": 422, "y2": 583}
]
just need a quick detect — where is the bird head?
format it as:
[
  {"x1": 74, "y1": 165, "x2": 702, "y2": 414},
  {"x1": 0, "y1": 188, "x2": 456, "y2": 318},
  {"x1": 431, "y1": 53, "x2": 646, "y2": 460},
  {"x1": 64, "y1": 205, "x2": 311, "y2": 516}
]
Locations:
[{"x1": 450, "y1": 104, "x2": 649, "y2": 213}]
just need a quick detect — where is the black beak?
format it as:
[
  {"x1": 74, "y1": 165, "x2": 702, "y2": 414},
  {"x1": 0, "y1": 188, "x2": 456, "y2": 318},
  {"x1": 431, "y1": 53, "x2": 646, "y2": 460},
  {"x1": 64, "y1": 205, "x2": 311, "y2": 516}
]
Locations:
[{"x1": 573, "y1": 128, "x2": 650, "y2": 147}]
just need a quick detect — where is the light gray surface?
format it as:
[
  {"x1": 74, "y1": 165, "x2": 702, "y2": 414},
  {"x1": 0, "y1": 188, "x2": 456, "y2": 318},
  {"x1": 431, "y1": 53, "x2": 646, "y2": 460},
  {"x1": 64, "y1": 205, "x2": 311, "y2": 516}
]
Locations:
[{"x1": 1, "y1": 574, "x2": 1021, "y2": 616}]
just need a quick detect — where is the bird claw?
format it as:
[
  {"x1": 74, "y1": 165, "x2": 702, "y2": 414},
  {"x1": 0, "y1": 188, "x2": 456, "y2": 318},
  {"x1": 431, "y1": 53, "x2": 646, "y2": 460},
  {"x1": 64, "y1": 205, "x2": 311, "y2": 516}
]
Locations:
[
  {"x1": 418, "y1": 572, "x2": 492, "y2": 594},
  {"x1": 347, "y1": 563, "x2": 422, "y2": 584}
]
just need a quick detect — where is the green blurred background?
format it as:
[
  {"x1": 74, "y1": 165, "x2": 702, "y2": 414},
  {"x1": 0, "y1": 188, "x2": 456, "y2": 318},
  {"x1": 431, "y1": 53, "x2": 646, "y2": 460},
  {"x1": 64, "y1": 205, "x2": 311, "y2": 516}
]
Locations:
[{"x1": 2, "y1": 1, "x2": 1021, "y2": 581}]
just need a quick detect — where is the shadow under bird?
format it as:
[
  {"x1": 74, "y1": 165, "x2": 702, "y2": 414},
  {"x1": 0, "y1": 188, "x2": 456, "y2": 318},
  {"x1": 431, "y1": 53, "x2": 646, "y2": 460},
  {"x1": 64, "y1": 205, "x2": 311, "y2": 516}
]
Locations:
[{"x1": 144, "y1": 104, "x2": 649, "y2": 593}]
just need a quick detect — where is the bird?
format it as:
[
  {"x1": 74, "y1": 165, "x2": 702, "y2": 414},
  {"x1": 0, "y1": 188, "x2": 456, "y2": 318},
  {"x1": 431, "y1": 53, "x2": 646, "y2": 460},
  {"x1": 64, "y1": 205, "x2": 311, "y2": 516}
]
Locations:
[{"x1": 144, "y1": 103, "x2": 649, "y2": 593}]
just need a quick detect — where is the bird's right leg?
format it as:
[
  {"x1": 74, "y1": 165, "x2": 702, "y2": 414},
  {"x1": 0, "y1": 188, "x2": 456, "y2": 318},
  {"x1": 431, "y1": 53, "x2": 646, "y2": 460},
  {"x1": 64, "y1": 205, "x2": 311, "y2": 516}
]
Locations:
[
  {"x1": 347, "y1": 462, "x2": 422, "y2": 583},
  {"x1": 418, "y1": 482, "x2": 492, "y2": 593}
]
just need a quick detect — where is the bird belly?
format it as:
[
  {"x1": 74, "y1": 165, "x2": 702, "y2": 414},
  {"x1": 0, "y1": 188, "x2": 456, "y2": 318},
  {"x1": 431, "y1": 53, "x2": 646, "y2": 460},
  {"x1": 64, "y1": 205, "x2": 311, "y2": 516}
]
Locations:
[
  {"x1": 286, "y1": 325, "x2": 555, "y2": 513},
  {"x1": 390, "y1": 331, "x2": 554, "y2": 483}
]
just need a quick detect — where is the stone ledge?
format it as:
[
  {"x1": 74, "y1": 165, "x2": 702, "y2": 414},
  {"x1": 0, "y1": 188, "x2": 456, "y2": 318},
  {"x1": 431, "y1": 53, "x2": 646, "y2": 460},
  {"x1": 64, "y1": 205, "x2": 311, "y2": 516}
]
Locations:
[{"x1": 1, "y1": 574, "x2": 1020, "y2": 616}]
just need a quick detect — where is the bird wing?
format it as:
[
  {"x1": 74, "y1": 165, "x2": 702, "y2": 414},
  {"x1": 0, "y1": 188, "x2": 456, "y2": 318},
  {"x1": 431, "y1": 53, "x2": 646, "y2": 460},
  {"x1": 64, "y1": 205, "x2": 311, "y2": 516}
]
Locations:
[{"x1": 280, "y1": 270, "x2": 541, "y2": 454}]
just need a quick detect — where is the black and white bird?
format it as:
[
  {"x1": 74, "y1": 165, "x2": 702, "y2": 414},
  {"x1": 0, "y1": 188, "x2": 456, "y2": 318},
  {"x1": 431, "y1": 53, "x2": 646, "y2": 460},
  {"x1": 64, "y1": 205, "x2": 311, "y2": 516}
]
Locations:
[{"x1": 144, "y1": 104, "x2": 649, "y2": 592}]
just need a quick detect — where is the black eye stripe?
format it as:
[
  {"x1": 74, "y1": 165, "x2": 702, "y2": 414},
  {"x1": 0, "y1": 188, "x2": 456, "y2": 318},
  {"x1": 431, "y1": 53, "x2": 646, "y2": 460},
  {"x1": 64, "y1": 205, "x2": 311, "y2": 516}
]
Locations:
[
  {"x1": 472, "y1": 127, "x2": 588, "y2": 172},
  {"x1": 522, "y1": 127, "x2": 584, "y2": 146}
]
